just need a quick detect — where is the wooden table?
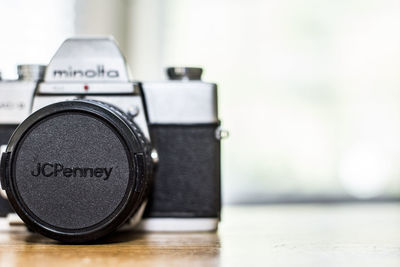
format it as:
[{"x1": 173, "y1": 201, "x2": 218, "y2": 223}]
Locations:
[{"x1": 0, "y1": 204, "x2": 399, "y2": 266}]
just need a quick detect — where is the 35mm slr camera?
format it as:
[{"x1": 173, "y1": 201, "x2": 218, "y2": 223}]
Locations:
[{"x1": 0, "y1": 37, "x2": 224, "y2": 242}]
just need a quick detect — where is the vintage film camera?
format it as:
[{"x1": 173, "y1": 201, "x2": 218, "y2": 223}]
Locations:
[{"x1": 0, "y1": 37, "x2": 225, "y2": 242}]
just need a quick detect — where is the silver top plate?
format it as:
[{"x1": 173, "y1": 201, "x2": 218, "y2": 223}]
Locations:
[
  {"x1": 142, "y1": 81, "x2": 218, "y2": 124},
  {"x1": 0, "y1": 81, "x2": 37, "y2": 124}
]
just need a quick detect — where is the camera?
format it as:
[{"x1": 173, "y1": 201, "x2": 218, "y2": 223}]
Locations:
[{"x1": 0, "y1": 37, "x2": 224, "y2": 242}]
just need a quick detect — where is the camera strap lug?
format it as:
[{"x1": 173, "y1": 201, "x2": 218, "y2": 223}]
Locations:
[{"x1": 215, "y1": 126, "x2": 229, "y2": 140}]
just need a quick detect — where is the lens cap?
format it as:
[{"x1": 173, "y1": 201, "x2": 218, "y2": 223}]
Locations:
[{"x1": 0, "y1": 100, "x2": 151, "y2": 242}]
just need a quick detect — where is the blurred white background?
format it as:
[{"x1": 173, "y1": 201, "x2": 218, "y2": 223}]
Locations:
[{"x1": 1, "y1": 0, "x2": 400, "y2": 203}]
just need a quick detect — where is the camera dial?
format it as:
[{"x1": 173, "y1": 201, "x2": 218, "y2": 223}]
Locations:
[
  {"x1": 17, "y1": 65, "x2": 46, "y2": 81},
  {"x1": 166, "y1": 67, "x2": 203, "y2": 81}
]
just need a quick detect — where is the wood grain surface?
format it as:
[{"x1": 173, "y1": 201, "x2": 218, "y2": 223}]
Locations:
[{"x1": 0, "y1": 204, "x2": 399, "y2": 267}]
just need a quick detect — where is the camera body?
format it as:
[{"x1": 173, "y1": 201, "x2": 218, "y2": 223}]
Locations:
[
  {"x1": 0, "y1": 37, "x2": 222, "y2": 237},
  {"x1": 139, "y1": 73, "x2": 221, "y2": 231},
  {"x1": 0, "y1": 65, "x2": 46, "y2": 216}
]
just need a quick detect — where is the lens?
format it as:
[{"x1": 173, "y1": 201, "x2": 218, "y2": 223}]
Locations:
[{"x1": 1, "y1": 100, "x2": 152, "y2": 242}]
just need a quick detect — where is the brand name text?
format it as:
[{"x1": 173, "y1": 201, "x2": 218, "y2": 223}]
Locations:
[
  {"x1": 31, "y1": 162, "x2": 113, "y2": 180},
  {"x1": 53, "y1": 65, "x2": 119, "y2": 78}
]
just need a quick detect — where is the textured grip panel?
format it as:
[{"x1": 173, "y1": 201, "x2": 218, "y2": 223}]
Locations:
[
  {"x1": 0, "y1": 125, "x2": 17, "y2": 146},
  {"x1": 144, "y1": 124, "x2": 221, "y2": 218},
  {"x1": 0, "y1": 125, "x2": 17, "y2": 216}
]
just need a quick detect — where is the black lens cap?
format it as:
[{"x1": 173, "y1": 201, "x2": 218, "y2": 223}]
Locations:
[{"x1": 1, "y1": 100, "x2": 150, "y2": 243}]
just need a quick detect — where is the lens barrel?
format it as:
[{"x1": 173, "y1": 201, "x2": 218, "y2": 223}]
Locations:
[{"x1": 0, "y1": 100, "x2": 152, "y2": 243}]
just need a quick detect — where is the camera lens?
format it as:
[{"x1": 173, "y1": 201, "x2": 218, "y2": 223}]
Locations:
[{"x1": 0, "y1": 100, "x2": 152, "y2": 242}]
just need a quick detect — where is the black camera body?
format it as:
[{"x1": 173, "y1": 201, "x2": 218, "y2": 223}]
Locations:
[{"x1": 0, "y1": 37, "x2": 223, "y2": 242}]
